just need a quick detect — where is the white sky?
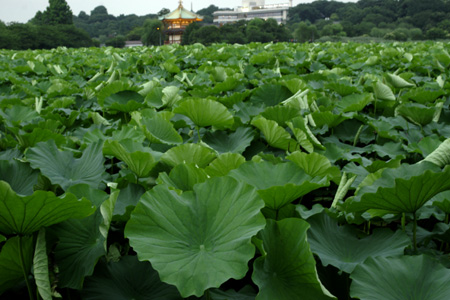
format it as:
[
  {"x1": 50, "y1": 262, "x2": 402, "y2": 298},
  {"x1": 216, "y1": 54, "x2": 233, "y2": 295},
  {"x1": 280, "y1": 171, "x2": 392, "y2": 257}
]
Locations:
[{"x1": 0, "y1": 0, "x2": 358, "y2": 24}]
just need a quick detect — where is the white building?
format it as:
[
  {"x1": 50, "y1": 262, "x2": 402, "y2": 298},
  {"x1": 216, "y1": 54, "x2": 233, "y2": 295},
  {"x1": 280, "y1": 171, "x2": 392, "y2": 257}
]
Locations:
[{"x1": 213, "y1": 0, "x2": 292, "y2": 25}]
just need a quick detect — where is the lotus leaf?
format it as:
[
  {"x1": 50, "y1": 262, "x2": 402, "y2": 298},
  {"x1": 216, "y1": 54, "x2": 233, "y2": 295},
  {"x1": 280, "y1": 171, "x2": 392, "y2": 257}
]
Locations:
[
  {"x1": 307, "y1": 212, "x2": 410, "y2": 273},
  {"x1": 350, "y1": 255, "x2": 450, "y2": 300},
  {"x1": 202, "y1": 127, "x2": 254, "y2": 154},
  {"x1": 174, "y1": 98, "x2": 234, "y2": 129},
  {"x1": 0, "y1": 159, "x2": 39, "y2": 196},
  {"x1": 205, "y1": 153, "x2": 246, "y2": 177},
  {"x1": 103, "y1": 139, "x2": 159, "y2": 178},
  {"x1": 82, "y1": 256, "x2": 182, "y2": 300},
  {"x1": 33, "y1": 229, "x2": 52, "y2": 300},
  {"x1": 0, "y1": 236, "x2": 34, "y2": 294},
  {"x1": 161, "y1": 143, "x2": 217, "y2": 168},
  {"x1": 348, "y1": 162, "x2": 450, "y2": 214},
  {"x1": 229, "y1": 161, "x2": 328, "y2": 209},
  {"x1": 251, "y1": 115, "x2": 298, "y2": 151},
  {"x1": 252, "y1": 218, "x2": 336, "y2": 300},
  {"x1": 125, "y1": 176, "x2": 265, "y2": 297},
  {"x1": 26, "y1": 140, "x2": 105, "y2": 191},
  {"x1": 0, "y1": 181, "x2": 95, "y2": 235}
]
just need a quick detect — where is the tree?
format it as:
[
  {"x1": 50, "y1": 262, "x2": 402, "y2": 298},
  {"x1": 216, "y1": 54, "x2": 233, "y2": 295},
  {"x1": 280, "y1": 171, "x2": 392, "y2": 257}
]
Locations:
[
  {"x1": 191, "y1": 25, "x2": 221, "y2": 45},
  {"x1": 126, "y1": 26, "x2": 144, "y2": 40},
  {"x1": 141, "y1": 19, "x2": 164, "y2": 46},
  {"x1": 426, "y1": 27, "x2": 448, "y2": 39},
  {"x1": 182, "y1": 22, "x2": 200, "y2": 45},
  {"x1": 0, "y1": 21, "x2": 15, "y2": 49},
  {"x1": 38, "y1": 0, "x2": 73, "y2": 25},
  {"x1": 197, "y1": 5, "x2": 220, "y2": 24},
  {"x1": 158, "y1": 8, "x2": 171, "y2": 17},
  {"x1": 220, "y1": 23, "x2": 247, "y2": 44},
  {"x1": 106, "y1": 35, "x2": 126, "y2": 47},
  {"x1": 294, "y1": 21, "x2": 318, "y2": 42},
  {"x1": 246, "y1": 19, "x2": 274, "y2": 43}
]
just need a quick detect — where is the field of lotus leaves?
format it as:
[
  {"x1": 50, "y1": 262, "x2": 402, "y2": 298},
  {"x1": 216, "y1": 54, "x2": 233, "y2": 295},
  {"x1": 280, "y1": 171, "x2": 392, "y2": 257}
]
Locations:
[{"x1": 1, "y1": 41, "x2": 450, "y2": 299}]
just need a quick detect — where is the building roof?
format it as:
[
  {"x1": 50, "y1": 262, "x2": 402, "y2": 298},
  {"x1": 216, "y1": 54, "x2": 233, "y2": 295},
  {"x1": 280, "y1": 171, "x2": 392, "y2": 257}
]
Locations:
[{"x1": 159, "y1": 1, "x2": 203, "y2": 21}]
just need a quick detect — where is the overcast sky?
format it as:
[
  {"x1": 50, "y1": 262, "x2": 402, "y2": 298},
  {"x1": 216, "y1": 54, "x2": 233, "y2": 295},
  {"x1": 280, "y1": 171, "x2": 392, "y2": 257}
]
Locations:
[{"x1": 0, "y1": 0, "x2": 358, "y2": 24}]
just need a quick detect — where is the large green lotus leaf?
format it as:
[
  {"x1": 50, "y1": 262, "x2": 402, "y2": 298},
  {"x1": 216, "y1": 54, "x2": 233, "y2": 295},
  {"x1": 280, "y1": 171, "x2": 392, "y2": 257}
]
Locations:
[
  {"x1": 26, "y1": 140, "x2": 105, "y2": 191},
  {"x1": 97, "y1": 81, "x2": 144, "y2": 112},
  {"x1": 286, "y1": 151, "x2": 340, "y2": 181},
  {"x1": 135, "y1": 111, "x2": 183, "y2": 145},
  {"x1": 386, "y1": 73, "x2": 415, "y2": 88},
  {"x1": 287, "y1": 116, "x2": 324, "y2": 150},
  {"x1": 103, "y1": 140, "x2": 158, "y2": 178},
  {"x1": 311, "y1": 111, "x2": 350, "y2": 128},
  {"x1": 206, "y1": 153, "x2": 246, "y2": 177},
  {"x1": 211, "y1": 76, "x2": 240, "y2": 94},
  {"x1": 0, "y1": 236, "x2": 34, "y2": 294},
  {"x1": 250, "y1": 84, "x2": 292, "y2": 107},
  {"x1": 17, "y1": 128, "x2": 66, "y2": 149},
  {"x1": 113, "y1": 183, "x2": 145, "y2": 220},
  {"x1": 106, "y1": 91, "x2": 144, "y2": 113},
  {"x1": 82, "y1": 256, "x2": 182, "y2": 300},
  {"x1": 0, "y1": 181, "x2": 95, "y2": 235},
  {"x1": 307, "y1": 212, "x2": 410, "y2": 273},
  {"x1": 422, "y1": 138, "x2": 450, "y2": 167},
  {"x1": 0, "y1": 159, "x2": 39, "y2": 195},
  {"x1": 161, "y1": 143, "x2": 217, "y2": 168},
  {"x1": 367, "y1": 117, "x2": 405, "y2": 141},
  {"x1": 396, "y1": 103, "x2": 436, "y2": 126},
  {"x1": 156, "y1": 163, "x2": 208, "y2": 191},
  {"x1": 430, "y1": 191, "x2": 450, "y2": 214},
  {"x1": 161, "y1": 86, "x2": 182, "y2": 108},
  {"x1": 209, "y1": 286, "x2": 256, "y2": 300},
  {"x1": 326, "y1": 81, "x2": 360, "y2": 97},
  {"x1": 251, "y1": 116, "x2": 298, "y2": 152},
  {"x1": 33, "y1": 229, "x2": 52, "y2": 300},
  {"x1": 252, "y1": 219, "x2": 335, "y2": 300},
  {"x1": 234, "y1": 102, "x2": 266, "y2": 124},
  {"x1": 203, "y1": 127, "x2": 254, "y2": 154},
  {"x1": 373, "y1": 81, "x2": 396, "y2": 101},
  {"x1": 0, "y1": 105, "x2": 40, "y2": 126},
  {"x1": 402, "y1": 87, "x2": 445, "y2": 104},
  {"x1": 347, "y1": 163, "x2": 450, "y2": 214},
  {"x1": 229, "y1": 161, "x2": 328, "y2": 209},
  {"x1": 336, "y1": 93, "x2": 373, "y2": 113},
  {"x1": 111, "y1": 124, "x2": 146, "y2": 143},
  {"x1": 125, "y1": 177, "x2": 266, "y2": 297},
  {"x1": 49, "y1": 208, "x2": 106, "y2": 289},
  {"x1": 350, "y1": 255, "x2": 450, "y2": 300},
  {"x1": 174, "y1": 98, "x2": 234, "y2": 129},
  {"x1": 261, "y1": 106, "x2": 300, "y2": 127}
]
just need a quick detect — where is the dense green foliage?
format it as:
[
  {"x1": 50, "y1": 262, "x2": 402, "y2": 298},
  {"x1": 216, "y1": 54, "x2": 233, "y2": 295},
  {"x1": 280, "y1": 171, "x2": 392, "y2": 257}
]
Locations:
[
  {"x1": 0, "y1": 22, "x2": 94, "y2": 50},
  {"x1": 72, "y1": 5, "x2": 156, "y2": 44},
  {"x1": 1, "y1": 41, "x2": 450, "y2": 299},
  {"x1": 32, "y1": 0, "x2": 73, "y2": 25},
  {"x1": 288, "y1": 0, "x2": 450, "y2": 41},
  {"x1": 2, "y1": 0, "x2": 450, "y2": 50},
  {"x1": 141, "y1": 19, "x2": 164, "y2": 46}
]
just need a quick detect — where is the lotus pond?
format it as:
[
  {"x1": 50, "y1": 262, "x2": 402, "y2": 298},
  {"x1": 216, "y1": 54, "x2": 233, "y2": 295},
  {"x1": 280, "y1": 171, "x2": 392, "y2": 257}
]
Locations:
[{"x1": 1, "y1": 41, "x2": 450, "y2": 299}]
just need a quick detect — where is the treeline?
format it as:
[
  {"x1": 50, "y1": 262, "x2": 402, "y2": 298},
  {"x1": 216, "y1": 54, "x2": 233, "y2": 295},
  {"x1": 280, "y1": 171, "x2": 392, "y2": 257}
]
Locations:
[
  {"x1": 173, "y1": 0, "x2": 450, "y2": 45},
  {"x1": 72, "y1": 5, "x2": 157, "y2": 45},
  {"x1": 182, "y1": 19, "x2": 290, "y2": 45},
  {"x1": 2, "y1": 0, "x2": 450, "y2": 50},
  {"x1": 0, "y1": 0, "x2": 94, "y2": 50},
  {"x1": 287, "y1": 0, "x2": 450, "y2": 42},
  {"x1": 0, "y1": 22, "x2": 94, "y2": 50}
]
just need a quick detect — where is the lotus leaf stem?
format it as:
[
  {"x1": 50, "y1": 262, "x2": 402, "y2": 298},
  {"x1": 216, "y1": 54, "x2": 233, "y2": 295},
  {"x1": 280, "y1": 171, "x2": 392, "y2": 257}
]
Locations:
[{"x1": 19, "y1": 236, "x2": 35, "y2": 300}]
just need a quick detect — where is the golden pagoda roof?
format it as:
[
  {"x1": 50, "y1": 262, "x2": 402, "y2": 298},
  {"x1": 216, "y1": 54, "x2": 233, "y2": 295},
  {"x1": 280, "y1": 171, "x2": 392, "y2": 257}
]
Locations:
[{"x1": 159, "y1": 1, "x2": 203, "y2": 21}]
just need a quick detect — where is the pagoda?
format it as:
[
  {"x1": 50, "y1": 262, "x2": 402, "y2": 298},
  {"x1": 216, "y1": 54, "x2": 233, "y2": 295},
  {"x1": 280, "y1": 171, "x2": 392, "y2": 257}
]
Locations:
[{"x1": 159, "y1": 1, "x2": 203, "y2": 44}]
